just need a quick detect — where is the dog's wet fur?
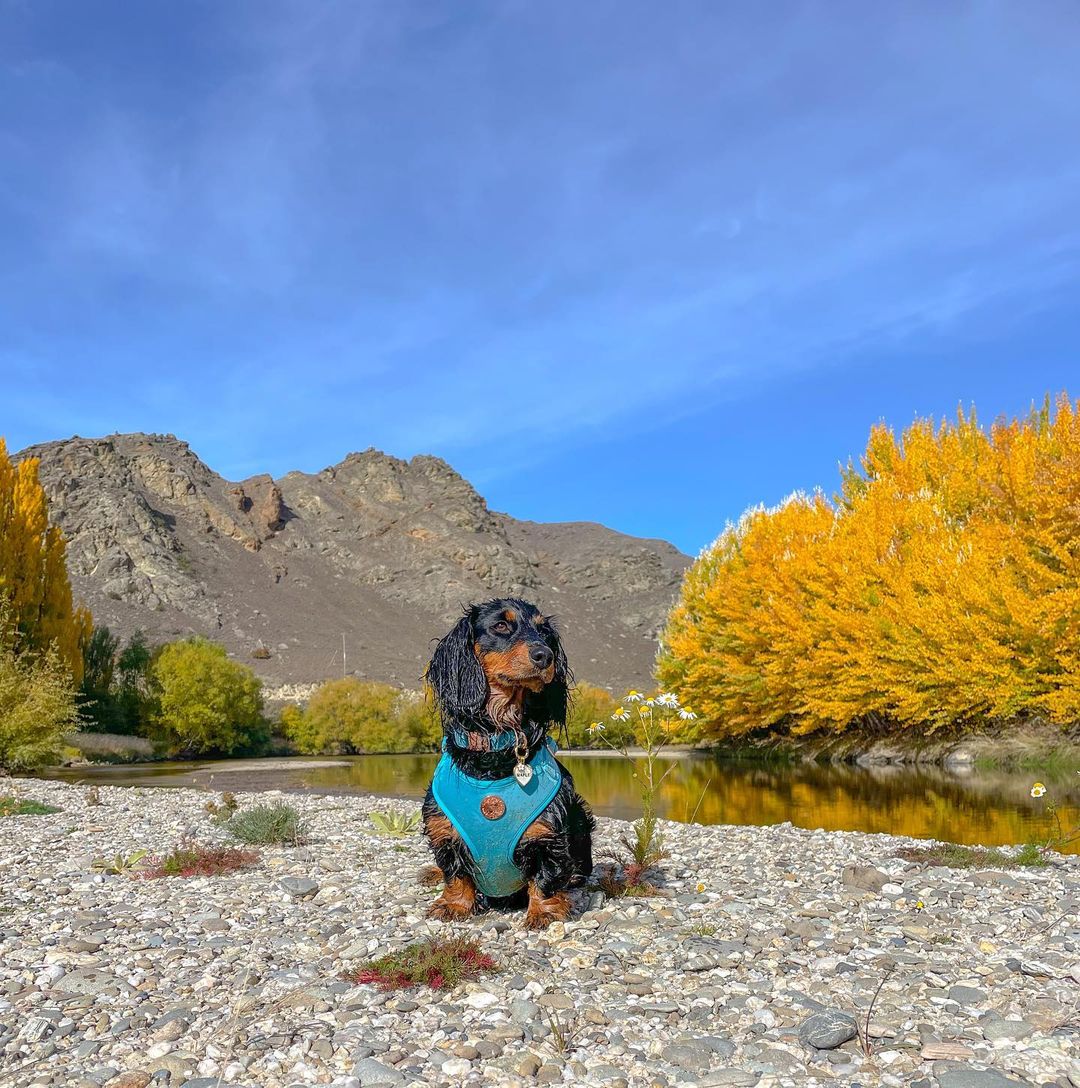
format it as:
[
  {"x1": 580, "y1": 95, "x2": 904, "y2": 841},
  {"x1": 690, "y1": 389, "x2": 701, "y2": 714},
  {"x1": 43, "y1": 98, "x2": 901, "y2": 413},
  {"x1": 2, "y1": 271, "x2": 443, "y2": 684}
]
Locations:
[{"x1": 421, "y1": 598, "x2": 595, "y2": 928}]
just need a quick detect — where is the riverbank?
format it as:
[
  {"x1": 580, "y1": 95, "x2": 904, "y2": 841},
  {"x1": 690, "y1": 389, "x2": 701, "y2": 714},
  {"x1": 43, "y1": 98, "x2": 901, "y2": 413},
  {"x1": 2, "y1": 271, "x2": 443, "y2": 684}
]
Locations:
[
  {"x1": 2, "y1": 782, "x2": 1077, "y2": 1088},
  {"x1": 709, "y1": 722, "x2": 1080, "y2": 772},
  {"x1": 61, "y1": 722, "x2": 1080, "y2": 774}
]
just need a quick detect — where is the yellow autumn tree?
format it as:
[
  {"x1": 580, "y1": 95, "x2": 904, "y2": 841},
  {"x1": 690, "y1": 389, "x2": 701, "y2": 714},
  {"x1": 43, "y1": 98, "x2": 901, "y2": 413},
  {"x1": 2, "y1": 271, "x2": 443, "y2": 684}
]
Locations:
[
  {"x1": 658, "y1": 394, "x2": 1080, "y2": 739},
  {"x1": 0, "y1": 438, "x2": 90, "y2": 683}
]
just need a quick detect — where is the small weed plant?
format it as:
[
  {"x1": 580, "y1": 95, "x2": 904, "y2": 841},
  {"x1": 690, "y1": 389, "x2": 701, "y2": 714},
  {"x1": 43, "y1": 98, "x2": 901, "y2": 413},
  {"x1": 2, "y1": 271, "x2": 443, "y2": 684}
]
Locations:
[
  {"x1": 344, "y1": 936, "x2": 498, "y2": 991},
  {"x1": 92, "y1": 850, "x2": 148, "y2": 875},
  {"x1": 144, "y1": 840, "x2": 259, "y2": 878},
  {"x1": 225, "y1": 803, "x2": 305, "y2": 845},
  {"x1": 204, "y1": 791, "x2": 239, "y2": 823},
  {"x1": 368, "y1": 810, "x2": 421, "y2": 837},
  {"x1": 1029, "y1": 778, "x2": 1080, "y2": 854},
  {"x1": 588, "y1": 690, "x2": 697, "y2": 894},
  {"x1": 0, "y1": 795, "x2": 60, "y2": 817}
]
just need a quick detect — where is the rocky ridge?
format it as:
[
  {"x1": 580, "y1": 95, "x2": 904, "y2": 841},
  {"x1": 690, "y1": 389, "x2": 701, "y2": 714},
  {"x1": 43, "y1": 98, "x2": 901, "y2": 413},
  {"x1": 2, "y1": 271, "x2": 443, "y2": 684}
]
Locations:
[{"x1": 16, "y1": 434, "x2": 689, "y2": 691}]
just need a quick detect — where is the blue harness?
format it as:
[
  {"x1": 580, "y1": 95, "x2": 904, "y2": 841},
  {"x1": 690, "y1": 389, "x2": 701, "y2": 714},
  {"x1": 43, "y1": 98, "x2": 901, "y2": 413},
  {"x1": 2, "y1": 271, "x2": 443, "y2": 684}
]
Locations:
[{"x1": 431, "y1": 731, "x2": 562, "y2": 898}]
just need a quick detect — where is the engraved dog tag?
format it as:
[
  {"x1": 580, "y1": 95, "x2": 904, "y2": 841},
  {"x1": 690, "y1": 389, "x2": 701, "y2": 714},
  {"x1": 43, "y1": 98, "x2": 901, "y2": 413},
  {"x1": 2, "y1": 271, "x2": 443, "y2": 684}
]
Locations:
[{"x1": 513, "y1": 762, "x2": 534, "y2": 787}]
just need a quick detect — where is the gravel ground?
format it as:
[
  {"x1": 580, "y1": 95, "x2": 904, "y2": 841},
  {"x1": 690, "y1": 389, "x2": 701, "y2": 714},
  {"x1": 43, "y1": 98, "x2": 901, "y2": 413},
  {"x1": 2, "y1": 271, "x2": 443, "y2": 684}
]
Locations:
[{"x1": 1, "y1": 781, "x2": 1078, "y2": 1088}]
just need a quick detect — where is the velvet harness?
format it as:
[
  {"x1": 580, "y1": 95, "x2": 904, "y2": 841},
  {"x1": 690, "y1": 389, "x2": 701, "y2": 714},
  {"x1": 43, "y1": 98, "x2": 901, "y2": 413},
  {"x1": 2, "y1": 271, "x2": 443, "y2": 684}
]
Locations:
[{"x1": 431, "y1": 728, "x2": 562, "y2": 898}]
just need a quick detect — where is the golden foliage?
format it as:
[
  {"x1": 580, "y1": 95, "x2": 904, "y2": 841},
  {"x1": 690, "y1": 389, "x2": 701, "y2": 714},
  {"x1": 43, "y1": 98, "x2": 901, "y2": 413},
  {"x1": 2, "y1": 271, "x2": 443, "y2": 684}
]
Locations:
[
  {"x1": 0, "y1": 438, "x2": 90, "y2": 683},
  {"x1": 658, "y1": 395, "x2": 1080, "y2": 738}
]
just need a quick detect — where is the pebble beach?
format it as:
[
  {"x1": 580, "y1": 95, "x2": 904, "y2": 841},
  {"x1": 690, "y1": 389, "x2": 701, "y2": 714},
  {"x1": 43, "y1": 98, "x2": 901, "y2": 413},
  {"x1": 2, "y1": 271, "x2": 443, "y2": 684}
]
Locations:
[{"x1": 1, "y1": 781, "x2": 1078, "y2": 1088}]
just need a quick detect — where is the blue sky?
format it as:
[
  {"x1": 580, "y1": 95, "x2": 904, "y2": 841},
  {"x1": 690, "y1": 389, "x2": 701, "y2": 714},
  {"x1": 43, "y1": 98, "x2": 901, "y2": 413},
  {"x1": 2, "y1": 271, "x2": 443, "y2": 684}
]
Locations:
[{"x1": 2, "y1": 2, "x2": 1078, "y2": 554}]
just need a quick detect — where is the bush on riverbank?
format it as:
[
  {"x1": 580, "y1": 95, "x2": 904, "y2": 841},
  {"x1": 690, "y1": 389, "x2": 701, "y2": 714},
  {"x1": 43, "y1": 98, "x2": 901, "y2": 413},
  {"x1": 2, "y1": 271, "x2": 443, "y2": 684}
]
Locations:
[
  {"x1": 150, "y1": 638, "x2": 268, "y2": 757},
  {"x1": 281, "y1": 678, "x2": 441, "y2": 754},
  {"x1": 660, "y1": 394, "x2": 1080, "y2": 740},
  {"x1": 0, "y1": 603, "x2": 81, "y2": 772}
]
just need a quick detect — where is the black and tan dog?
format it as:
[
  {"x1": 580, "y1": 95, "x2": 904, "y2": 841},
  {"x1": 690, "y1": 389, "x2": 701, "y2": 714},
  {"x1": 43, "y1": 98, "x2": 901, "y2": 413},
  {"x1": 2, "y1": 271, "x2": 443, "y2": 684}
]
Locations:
[{"x1": 421, "y1": 598, "x2": 594, "y2": 928}]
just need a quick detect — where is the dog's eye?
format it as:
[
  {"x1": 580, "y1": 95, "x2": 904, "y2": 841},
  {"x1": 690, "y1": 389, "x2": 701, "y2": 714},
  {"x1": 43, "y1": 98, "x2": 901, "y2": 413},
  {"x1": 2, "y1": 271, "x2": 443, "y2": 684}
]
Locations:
[{"x1": 492, "y1": 620, "x2": 511, "y2": 634}]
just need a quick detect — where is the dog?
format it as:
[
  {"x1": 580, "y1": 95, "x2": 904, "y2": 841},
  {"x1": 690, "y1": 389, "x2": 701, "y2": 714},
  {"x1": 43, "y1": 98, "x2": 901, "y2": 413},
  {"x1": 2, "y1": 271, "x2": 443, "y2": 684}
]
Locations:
[{"x1": 421, "y1": 598, "x2": 595, "y2": 928}]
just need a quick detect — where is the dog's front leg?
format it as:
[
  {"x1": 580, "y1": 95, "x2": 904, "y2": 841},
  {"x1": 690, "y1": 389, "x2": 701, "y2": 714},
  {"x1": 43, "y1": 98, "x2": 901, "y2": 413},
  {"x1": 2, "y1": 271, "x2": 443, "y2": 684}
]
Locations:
[
  {"x1": 422, "y1": 798, "x2": 484, "y2": 921},
  {"x1": 515, "y1": 821, "x2": 574, "y2": 929}
]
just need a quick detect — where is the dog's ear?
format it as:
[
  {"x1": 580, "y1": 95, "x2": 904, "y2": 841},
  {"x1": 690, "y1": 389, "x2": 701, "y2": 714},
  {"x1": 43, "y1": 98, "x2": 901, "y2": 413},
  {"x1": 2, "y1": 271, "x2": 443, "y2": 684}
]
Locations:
[
  {"x1": 426, "y1": 609, "x2": 486, "y2": 722},
  {"x1": 528, "y1": 623, "x2": 572, "y2": 726}
]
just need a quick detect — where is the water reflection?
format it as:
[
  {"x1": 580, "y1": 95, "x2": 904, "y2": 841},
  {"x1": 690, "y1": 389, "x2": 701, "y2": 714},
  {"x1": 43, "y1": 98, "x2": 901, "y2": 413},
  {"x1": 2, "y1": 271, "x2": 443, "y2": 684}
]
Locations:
[{"x1": 32, "y1": 752, "x2": 1079, "y2": 853}]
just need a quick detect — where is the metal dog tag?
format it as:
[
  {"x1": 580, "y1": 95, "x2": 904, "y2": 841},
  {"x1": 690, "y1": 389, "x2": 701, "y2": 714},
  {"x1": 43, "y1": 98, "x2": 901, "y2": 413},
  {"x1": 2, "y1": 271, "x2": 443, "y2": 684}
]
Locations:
[{"x1": 513, "y1": 762, "x2": 534, "y2": 787}]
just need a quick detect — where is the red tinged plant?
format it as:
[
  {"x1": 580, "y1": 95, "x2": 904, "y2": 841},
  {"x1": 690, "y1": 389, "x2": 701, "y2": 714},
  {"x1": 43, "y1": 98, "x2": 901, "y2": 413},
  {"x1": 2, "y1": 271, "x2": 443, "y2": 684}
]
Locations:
[
  {"x1": 142, "y1": 841, "x2": 259, "y2": 878},
  {"x1": 344, "y1": 936, "x2": 498, "y2": 991}
]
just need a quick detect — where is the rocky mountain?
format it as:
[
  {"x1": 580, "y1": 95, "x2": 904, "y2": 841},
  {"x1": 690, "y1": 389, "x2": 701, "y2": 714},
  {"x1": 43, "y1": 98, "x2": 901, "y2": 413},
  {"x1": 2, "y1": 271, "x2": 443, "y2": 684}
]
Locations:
[{"x1": 16, "y1": 434, "x2": 689, "y2": 693}]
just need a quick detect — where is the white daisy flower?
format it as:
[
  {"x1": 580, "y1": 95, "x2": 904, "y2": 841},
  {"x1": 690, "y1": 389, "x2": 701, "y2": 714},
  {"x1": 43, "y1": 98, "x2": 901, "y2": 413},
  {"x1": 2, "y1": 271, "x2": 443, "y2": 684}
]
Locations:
[
  {"x1": 626, "y1": 691, "x2": 644, "y2": 703},
  {"x1": 678, "y1": 708, "x2": 698, "y2": 721}
]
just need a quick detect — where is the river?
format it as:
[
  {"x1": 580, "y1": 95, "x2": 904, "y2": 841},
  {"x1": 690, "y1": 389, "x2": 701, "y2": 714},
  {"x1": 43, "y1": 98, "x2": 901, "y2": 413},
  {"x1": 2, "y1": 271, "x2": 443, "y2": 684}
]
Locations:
[{"x1": 30, "y1": 750, "x2": 1079, "y2": 853}]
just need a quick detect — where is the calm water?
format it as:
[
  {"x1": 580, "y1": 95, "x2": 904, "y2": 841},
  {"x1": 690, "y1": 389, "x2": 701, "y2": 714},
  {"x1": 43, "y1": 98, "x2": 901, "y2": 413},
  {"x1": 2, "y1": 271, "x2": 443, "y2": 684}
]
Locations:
[{"x1": 32, "y1": 751, "x2": 1079, "y2": 853}]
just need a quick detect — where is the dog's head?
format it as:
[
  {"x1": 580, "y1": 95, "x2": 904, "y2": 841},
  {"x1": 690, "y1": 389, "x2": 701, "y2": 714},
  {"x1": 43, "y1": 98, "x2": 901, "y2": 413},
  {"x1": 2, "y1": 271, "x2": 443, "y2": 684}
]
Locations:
[{"x1": 426, "y1": 598, "x2": 570, "y2": 729}]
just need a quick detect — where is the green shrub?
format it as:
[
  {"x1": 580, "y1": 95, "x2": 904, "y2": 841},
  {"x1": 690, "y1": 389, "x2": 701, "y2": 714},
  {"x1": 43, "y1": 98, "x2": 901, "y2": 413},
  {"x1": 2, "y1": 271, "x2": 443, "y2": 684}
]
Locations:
[
  {"x1": 282, "y1": 680, "x2": 441, "y2": 754},
  {"x1": 225, "y1": 803, "x2": 305, "y2": 845},
  {"x1": 0, "y1": 602, "x2": 81, "y2": 771},
  {"x1": 149, "y1": 638, "x2": 267, "y2": 757}
]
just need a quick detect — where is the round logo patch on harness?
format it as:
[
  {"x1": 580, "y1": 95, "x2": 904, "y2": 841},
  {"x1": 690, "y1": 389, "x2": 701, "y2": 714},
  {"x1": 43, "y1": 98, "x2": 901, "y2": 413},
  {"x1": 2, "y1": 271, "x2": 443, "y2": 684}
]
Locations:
[{"x1": 479, "y1": 795, "x2": 506, "y2": 820}]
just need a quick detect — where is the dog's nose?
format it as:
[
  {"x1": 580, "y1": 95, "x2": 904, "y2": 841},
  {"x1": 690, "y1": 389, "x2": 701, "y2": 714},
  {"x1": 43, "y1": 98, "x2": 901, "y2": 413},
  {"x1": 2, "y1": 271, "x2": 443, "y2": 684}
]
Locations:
[{"x1": 529, "y1": 644, "x2": 553, "y2": 669}]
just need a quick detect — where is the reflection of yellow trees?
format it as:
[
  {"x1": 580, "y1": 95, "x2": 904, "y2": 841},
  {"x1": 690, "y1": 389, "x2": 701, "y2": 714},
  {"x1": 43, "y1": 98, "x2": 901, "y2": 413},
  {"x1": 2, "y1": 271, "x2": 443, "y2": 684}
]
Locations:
[
  {"x1": 659, "y1": 396, "x2": 1080, "y2": 738},
  {"x1": 284, "y1": 753, "x2": 1078, "y2": 854}
]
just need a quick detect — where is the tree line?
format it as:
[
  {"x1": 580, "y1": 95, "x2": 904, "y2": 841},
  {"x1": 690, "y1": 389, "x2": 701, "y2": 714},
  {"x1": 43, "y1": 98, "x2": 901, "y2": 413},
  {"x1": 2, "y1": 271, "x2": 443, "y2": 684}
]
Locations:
[{"x1": 659, "y1": 394, "x2": 1080, "y2": 740}]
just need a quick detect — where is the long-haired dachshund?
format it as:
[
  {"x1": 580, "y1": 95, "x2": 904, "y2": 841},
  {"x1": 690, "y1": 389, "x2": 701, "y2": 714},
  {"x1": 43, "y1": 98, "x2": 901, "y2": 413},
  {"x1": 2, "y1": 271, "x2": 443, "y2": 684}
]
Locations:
[{"x1": 422, "y1": 598, "x2": 595, "y2": 928}]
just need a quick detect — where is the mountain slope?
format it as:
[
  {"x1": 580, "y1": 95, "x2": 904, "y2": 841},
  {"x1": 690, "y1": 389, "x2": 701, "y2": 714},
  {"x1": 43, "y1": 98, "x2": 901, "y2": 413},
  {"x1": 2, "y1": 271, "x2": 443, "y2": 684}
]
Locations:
[{"x1": 17, "y1": 434, "x2": 689, "y2": 692}]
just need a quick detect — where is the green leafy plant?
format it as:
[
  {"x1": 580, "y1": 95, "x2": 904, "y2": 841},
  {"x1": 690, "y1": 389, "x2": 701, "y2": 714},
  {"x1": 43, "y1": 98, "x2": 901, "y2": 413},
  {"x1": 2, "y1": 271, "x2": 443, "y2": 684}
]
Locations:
[
  {"x1": 368, "y1": 810, "x2": 421, "y2": 837},
  {"x1": 143, "y1": 841, "x2": 259, "y2": 878},
  {"x1": 343, "y1": 936, "x2": 498, "y2": 991},
  {"x1": 0, "y1": 795, "x2": 61, "y2": 817},
  {"x1": 224, "y1": 803, "x2": 305, "y2": 845},
  {"x1": 91, "y1": 849, "x2": 148, "y2": 874}
]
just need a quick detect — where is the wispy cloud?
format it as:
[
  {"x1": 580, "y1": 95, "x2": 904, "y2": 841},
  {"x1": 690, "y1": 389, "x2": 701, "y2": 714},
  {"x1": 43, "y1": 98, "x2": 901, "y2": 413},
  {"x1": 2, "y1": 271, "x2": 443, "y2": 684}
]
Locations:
[{"x1": 2, "y1": 1, "x2": 1079, "y2": 539}]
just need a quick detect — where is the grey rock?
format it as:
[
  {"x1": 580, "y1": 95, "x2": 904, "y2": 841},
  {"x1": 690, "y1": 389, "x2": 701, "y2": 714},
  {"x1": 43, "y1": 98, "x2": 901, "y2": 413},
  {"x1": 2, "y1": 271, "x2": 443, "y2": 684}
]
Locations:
[
  {"x1": 948, "y1": 985, "x2": 988, "y2": 1004},
  {"x1": 279, "y1": 876, "x2": 319, "y2": 898},
  {"x1": 699, "y1": 1073, "x2": 760, "y2": 1088},
  {"x1": 662, "y1": 1040, "x2": 714, "y2": 1071},
  {"x1": 797, "y1": 1009, "x2": 859, "y2": 1049},
  {"x1": 936, "y1": 1067, "x2": 1031, "y2": 1088},
  {"x1": 981, "y1": 1018, "x2": 1035, "y2": 1042},
  {"x1": 351, "y1": 1058, "x2": 405, "y2": 1087},
  {"x1": 840, "y1": 865, "x2": 889, "y2": 893},
  {"x1": 511, "y1": 998, "x2": 541, "y2": 1023},
  {"x1": 53, "y1": 969, "x2": 136, "y2": 997}
]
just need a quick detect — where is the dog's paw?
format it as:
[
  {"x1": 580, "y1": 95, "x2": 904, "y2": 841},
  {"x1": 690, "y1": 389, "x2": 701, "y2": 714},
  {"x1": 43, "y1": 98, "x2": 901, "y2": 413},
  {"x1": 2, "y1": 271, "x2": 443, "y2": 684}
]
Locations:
[
  {"x1": 521, "y1": 907, "x2": 559, "y2": 930},
  {"x1": 426, "y1": 898, "x2": 475, "y2": 922}
]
